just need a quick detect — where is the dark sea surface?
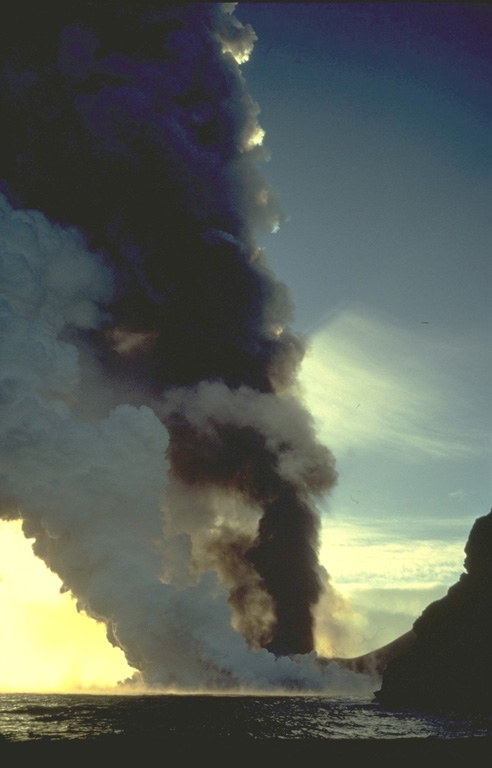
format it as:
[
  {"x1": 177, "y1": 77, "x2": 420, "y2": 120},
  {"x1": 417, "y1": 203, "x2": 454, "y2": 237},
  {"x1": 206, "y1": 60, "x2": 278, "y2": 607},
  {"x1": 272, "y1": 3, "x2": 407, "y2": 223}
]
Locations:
[{"x1": 1, "y1": 693, "x2": 492, "y2": 758}]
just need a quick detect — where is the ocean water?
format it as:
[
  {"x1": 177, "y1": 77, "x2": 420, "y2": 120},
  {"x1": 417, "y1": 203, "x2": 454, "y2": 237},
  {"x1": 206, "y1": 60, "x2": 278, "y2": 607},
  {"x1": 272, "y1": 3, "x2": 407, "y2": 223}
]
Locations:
[{"x1": 0, "y1": 692, "x2": 491, "y2": 744}]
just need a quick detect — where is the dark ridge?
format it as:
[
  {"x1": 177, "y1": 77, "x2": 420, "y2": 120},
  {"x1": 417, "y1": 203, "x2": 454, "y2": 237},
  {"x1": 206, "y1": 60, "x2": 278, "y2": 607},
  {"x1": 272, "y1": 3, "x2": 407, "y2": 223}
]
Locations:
[{"x1": 375, "y1": 508, "x2": 492, "y2": 714}]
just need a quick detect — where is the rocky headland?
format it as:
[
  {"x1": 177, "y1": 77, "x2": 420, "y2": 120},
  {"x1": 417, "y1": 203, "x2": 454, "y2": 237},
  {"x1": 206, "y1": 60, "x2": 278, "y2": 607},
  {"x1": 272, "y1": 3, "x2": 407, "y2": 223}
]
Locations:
[{"x1": 373, "y1": 508, "x2": 492, "y2": 713}]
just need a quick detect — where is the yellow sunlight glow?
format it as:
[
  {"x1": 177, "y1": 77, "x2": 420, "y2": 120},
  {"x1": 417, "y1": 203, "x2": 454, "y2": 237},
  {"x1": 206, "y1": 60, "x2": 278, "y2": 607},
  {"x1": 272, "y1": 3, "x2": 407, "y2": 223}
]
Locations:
[
  {"x1": 245, "y1": 124, "x2": 266, "y2": 149},
  {"x1": 0, "y1": 520, "x2": 134, "y2": 693}
]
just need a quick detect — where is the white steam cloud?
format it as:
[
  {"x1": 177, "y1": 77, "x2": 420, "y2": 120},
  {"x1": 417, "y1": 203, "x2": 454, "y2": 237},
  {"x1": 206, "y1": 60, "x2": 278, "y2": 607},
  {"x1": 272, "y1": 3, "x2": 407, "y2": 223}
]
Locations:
[{"x1": 0, "y1": 3, "x2": 372, "y2": 694}]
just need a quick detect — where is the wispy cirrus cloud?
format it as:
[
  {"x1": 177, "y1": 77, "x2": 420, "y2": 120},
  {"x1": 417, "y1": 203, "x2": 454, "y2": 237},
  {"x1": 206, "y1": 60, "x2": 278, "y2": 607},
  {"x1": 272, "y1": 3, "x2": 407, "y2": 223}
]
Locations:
[
  {"x1": 298, "y1": 307, "x2": 488, "y2": 461},
  {"x1": 316, "y1": 513, "x2": 468, "y2": 656},
  {"x1": 320, "y1": 515, "x2": 466, "y2": 590}
]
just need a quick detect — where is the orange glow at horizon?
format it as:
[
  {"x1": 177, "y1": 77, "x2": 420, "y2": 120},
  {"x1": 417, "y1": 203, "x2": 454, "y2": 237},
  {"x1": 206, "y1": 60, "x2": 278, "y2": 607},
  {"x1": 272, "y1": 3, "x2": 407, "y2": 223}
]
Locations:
[{"x1": 0, "y1": 520, "x2": 135, "y2": 693}]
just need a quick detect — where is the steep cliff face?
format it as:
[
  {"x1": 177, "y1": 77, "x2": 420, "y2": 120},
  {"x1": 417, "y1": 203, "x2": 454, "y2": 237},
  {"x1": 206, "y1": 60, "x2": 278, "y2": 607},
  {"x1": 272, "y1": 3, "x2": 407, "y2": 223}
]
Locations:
[{"x1": 375, "y1": 509, "x2": 492, "y2": 713}]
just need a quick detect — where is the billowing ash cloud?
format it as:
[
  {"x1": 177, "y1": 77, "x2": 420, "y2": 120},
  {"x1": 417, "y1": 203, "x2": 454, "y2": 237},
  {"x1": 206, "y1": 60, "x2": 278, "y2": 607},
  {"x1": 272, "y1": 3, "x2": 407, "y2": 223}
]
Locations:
[{"x1": 0, "y1": 2, "x2": 348, "y2": 691}]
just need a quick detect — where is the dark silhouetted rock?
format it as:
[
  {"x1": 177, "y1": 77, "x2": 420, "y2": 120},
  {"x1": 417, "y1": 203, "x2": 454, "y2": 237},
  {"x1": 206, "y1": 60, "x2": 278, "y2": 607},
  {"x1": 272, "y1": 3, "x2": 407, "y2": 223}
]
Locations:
[
  {"x1": 375, "y1": 508, "x2": 492, "y2": 713},
  {"x1": 325, "y1": 629, "x2": 416, "y2": 678}
]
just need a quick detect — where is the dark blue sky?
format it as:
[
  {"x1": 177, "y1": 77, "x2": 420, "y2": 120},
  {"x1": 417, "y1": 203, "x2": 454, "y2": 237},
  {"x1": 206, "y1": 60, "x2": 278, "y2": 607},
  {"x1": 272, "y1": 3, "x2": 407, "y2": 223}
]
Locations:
[
  {"x1": 233, "y1": 2, "x2": 492, "y2": 648},
  {"x1": 236, "y1": 2, "x2": 491, "y2": 332}
]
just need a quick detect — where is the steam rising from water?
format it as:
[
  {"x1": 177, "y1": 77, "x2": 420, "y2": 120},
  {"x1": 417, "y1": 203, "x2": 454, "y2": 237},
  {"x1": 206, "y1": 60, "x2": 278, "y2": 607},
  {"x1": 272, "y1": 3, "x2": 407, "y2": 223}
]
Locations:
[{"x1": 0, "y1": 2, "x2": 359, "y2": 691}]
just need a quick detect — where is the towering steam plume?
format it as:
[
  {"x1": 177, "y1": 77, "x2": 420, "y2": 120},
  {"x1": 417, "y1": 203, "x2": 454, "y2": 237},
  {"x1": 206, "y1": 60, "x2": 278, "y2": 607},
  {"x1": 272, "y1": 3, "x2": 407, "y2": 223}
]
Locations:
[{"x1": 0, "y1": 2, "x2": 343, "y2": 690}]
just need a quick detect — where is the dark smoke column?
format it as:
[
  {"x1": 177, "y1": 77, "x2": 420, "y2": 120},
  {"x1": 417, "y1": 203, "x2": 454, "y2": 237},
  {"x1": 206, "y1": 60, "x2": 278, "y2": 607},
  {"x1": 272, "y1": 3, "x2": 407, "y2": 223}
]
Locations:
[
  {"x1": 164, "y1": 393, "x2": 336, "y2": 656},
  {"x1": 0, "y1": 2, "x2": 337, "y2": 657},
  {"x1": 249, "y1": 491, "x2": 322, "y2": 655}
]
